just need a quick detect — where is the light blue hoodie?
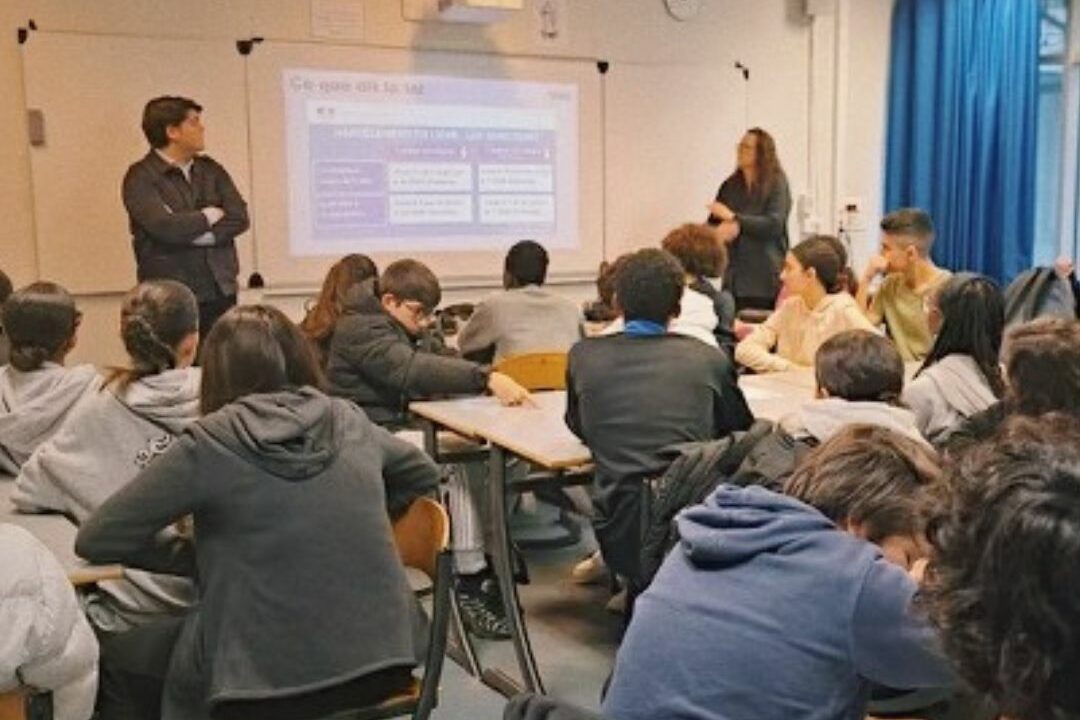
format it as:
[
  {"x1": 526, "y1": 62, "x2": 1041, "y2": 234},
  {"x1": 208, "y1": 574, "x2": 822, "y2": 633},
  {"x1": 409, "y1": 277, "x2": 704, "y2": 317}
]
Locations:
[{"x1": 603, "y1": 485, "x2": 951, "y2": 720}]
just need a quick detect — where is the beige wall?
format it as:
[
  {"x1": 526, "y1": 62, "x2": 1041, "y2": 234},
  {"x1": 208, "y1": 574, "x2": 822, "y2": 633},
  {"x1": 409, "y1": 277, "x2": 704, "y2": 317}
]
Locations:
[{"x1": 0, "y1": 0, "x2": 893, "y2": 366}]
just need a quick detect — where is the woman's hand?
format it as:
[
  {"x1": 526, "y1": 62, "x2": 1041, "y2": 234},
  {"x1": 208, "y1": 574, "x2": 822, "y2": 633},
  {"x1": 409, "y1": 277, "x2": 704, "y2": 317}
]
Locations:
[
  {"x1": 715, "y1": 219, "x2": 740, "y2": 244},
  {"x1": 707, "y1": 200, "x2": 736, "y2": 222}
]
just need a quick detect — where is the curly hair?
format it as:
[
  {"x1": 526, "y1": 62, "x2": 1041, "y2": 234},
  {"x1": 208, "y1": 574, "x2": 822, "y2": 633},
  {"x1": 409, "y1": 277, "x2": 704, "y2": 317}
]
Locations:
[
  {"x1": 613, "y1": 249, "x2": 684, "y2": 324},
  {"x1": 661, "y1": 224, "x2": 728, "y2": 280},
  {"x1": 924, "y1": 415, "x2": 1080, "y2": 720},
  {"x1": 1002, "y1": 318, "x2": 1080, "y2": 417}
]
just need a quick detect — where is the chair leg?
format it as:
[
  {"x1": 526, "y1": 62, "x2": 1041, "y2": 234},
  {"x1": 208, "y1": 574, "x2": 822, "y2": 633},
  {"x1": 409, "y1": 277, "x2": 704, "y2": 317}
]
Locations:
[
  {"x1": 447, "y1": 581, "x2": 481, "y2": 678},
  {"x1": 414, "y1": 552, "x2": 454, "y2": 720}
]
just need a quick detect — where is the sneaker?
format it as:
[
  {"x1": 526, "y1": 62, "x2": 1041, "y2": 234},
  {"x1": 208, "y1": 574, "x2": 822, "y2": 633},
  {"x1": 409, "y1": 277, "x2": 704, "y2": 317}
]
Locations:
[
  {"x1": 570, "y1": 550, "x2": 608, "y2": 585},
  {"x1": 457, "y1": 574, "x2": 512, "y2": 640}
]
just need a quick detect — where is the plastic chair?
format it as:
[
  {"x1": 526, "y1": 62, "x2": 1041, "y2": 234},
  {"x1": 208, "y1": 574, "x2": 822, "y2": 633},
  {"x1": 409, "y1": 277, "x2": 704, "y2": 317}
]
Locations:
[
  {"x1": 493, "y1": 352, "x2": 568, "y2": 392},
  {"x1": 334, "y1": 497, "x2": 452, "y2": 720}
]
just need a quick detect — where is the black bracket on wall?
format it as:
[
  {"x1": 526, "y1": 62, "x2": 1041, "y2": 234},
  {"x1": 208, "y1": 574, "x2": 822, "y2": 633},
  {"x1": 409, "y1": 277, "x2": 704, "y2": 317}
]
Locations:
[
  {"x1": 236, "y1": 37, "x2": 264, "y2": 56},
  {"x1": 597, "y1": 60, "x2": 609, "y2": 75},
  {"x1": 17, "y1": 18, "x2": 38, "y2": 45}
]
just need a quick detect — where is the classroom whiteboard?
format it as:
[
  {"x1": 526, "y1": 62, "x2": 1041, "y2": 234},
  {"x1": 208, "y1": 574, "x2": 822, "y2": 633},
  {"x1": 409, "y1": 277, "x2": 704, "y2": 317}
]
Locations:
[
  {"x1": 22, "y1": 32, "x2": 253, "y2": 294},
  {"x1": 21, "y1": 32, "x2": 749, "y2": 294},
  {"x1": 246, "y1": 41, "x2": 604, "y2": 287}
]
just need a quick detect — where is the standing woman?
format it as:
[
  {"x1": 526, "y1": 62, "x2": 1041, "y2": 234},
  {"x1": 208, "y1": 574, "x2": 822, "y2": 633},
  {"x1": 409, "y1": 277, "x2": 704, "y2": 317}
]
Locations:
[{"x1": 707, "y1": 127, "x2": 792, "y2": 311}]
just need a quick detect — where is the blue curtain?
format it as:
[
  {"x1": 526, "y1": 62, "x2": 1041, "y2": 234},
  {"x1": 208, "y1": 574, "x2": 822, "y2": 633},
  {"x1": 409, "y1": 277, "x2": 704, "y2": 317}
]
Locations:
[{"x1": 884, "y1": 0, "x2": 1039, "y2": 282}]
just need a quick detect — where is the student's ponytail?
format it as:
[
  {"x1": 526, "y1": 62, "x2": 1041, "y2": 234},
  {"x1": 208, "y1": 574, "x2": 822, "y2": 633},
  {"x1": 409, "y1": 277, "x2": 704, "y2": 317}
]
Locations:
[
  {"x1": 1, "y1": 282, "x2": 80, "y2": 372},
  {"x1": 105, "y1": 280, "x2": 199, "y2": 391}
]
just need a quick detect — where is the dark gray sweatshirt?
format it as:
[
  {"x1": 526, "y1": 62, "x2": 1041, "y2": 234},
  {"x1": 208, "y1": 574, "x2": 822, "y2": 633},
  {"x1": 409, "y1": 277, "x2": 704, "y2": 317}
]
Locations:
[{"x1": 76, "y1": 387, "x2": 440, "y2": 719}]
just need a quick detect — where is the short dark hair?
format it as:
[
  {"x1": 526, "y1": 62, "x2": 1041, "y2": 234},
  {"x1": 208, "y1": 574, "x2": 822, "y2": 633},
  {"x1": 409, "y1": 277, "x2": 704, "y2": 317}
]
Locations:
[
  {"x1": 1, "y1": 282, "x2": 80, "y2": 372},
  {"x1": 142, "y1": 96, "x2": 202, "y2": 149},
  {"x1": 106, "y1": 280, "x2": 199, "y2": 390},
  {"x1": 791, "y1": 236, "x2": 843, "y2": 294},
  {"x1": 661, "y1": 224, "x2": 728, "y2": 279},
  {"x1": 925, "y1": 415, "x2": 1080, "y2": 720},
  {"x1": 918, "y1": 273, "x2": 1005, "y2": 396},
  {"x1": 880, "y1": 208, "x2": 935, "y2": 257},
  {"x1": 785, "y1": 424, "x2": 942, "y2": 543},
  {"x1": 614, "y1": 249, "x2": 684, "y2": 324},
  {"x1": 504, "y1": 240, "x2": 549, "y2": 287},
  {"x1": 379, "y1": 259, "x2": 441, "y2": 313},
  {"x1": 814, "y1": 330, "x2": 904, "y2": 402},
  {"x1": 199, "y1": 305, "x2": 324, "y2": 415},
  {"x1": 1002, "y1": 318, "x2": 1080, "y2": 417}
]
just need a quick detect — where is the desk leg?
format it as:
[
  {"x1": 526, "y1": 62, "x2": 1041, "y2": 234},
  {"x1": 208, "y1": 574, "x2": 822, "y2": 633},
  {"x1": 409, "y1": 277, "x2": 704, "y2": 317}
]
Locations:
[
  {"x1": 421, "y1": 420, "x2": 482, "y2": 679},
  {"x1": 488, "y1": 445, "x2": 545, "y2": 694}
]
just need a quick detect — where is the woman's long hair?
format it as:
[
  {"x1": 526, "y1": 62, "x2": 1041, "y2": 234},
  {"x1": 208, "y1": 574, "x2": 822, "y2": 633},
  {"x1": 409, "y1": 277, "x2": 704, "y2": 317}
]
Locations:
[
  {"x1": 200, "y1": 305, "x2": 324, "y2": 415},
  {"x1": 299, "y1": 254, "x2": 378, "y2": 357},
  {"x1": 732, "y1": 127, "x2": 785, "y2": 198},
  {"x1": 916, "y1": 273, "x2": 1006, "y2": 397}
]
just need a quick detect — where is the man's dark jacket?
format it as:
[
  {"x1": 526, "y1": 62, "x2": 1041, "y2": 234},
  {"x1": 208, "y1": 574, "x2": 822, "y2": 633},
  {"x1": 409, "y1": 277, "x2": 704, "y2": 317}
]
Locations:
[{"x1": 122, "y1": 151, "x2": 249, "y2": 300}]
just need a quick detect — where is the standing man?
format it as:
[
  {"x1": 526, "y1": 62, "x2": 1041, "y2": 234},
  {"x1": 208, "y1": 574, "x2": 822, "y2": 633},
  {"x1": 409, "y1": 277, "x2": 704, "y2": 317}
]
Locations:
[{"x1": 122, "y1": 96, "x2": 249, "y2": 339}]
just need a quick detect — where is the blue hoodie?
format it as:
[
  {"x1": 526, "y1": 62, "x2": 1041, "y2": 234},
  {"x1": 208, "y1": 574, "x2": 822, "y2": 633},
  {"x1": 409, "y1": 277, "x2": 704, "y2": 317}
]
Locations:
[{"x1": 603, "y1": 485, "x2": 951, "y2": 720}]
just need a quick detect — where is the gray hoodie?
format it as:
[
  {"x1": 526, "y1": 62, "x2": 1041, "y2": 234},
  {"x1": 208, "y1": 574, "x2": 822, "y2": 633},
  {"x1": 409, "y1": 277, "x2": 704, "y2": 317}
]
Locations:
[
  {"x1": 0, "y1": 363, "x2": 100, "y2": 475},
  {"x1": 76, "y1": 388, "x2": 440, "y2": 720},
  {"x1": 902, "y1": 355, "x2": 998, "y2": 443},
  {"x1": 780, "y1": 397, "x2": 928, "y2": 446},
  {"x1": 13, "y1": 367, "x2": 202, "y2": 631}
]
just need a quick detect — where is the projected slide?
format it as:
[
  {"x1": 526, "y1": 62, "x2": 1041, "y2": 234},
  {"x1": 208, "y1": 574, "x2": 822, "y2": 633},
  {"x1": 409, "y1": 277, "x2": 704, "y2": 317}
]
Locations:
[{"x1": 283, "y1": 69, "x2": 580, "y2": 257}]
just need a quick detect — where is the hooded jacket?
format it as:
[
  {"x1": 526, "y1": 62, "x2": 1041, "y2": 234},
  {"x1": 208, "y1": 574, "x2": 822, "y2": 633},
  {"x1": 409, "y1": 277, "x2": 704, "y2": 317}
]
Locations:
[
  {"x1": 603, "y1": 485, "x2": 951, "y2": 720},
  {"x1": 325, "y1": 292, "x2": 490, "y2": 427},
  {"x1": 75, "y1": 388, "x2": 440, "y2": 720},
  {"x1": 0, "y1": 524, "x2": 98, "y2": 720},
  {"x1": 733, "y1": 399, "x2": 927, "y2": 491},
  {"x1": 901, "y1": 355, "x2": 998, "y2": 443},
  {"x1": 13, "y1": 368, "x2": 202, "y2": 631},
  {"x1": 0, "y1": 364, "x2": 100, "y2": 475}
]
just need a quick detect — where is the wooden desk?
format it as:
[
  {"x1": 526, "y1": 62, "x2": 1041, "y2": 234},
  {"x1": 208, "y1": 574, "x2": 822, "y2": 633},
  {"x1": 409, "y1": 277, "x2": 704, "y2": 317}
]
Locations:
[{"x1": 410, "y1": 392, "x2": 590, "y2": 696}]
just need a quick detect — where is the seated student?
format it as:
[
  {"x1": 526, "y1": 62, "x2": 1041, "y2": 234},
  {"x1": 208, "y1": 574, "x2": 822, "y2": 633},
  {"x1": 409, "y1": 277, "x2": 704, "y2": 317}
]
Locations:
[
  {"x1": 604, "y1": 425, "x2": 952, "y2": 720},
  {"x1": 926, "y1": 415, "x2": 1080, "y2": 720},
  {"x1": 457, "y1": 240, "x2": 583, "y2": 363},
  {"x1": 857, "y1": 208, "x2": 952, "y2": 361},
  {"x1": 902, "y1": 273, "x2": 1004, "y2": 443},
  {"x1": 13, "y1": 281, "x2": 200, "y2": 638},
  {"x1": 299, "y1": 253, "x2": 378, "y2": 367},
  {"x1": 75, "y1": 305, "x2": 440, "y2": 720},
  {"x1": 583, "y1": 256, "x2": 628, "y2": 325},
  {"x1": 943, "y1": 317, "x2": 1080, "y2": 456},
  {"x1": 735, "y1": 235, "x2": 876, "y2": 373},
  {"x1": 734, "y1": 329, "x2": 925, "y2": 491},
  {"x1": 0, "y1": 283, "x2": 99, "y2": 475},
  {"x1": 661, "y1": 223, "x2": 737, "y2": 355},
  {"x1": 565, "y1": 248, "x2": 753, "y2": 587},
  {"x1": 0, "y1": 267, "x2": 12, "y2": 365},
  {"x1": 326, "y1": 259, "x2": 531, "y2": 638},
  {"x1": 1, "y1": 524, "x2": 99, "y2": 720}
]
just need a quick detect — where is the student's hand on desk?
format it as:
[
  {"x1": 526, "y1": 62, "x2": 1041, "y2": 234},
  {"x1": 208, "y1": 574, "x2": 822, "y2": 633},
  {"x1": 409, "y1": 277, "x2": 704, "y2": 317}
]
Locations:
[{"x1": 488, "y1": 372, "x2": 534, "y2": 406}]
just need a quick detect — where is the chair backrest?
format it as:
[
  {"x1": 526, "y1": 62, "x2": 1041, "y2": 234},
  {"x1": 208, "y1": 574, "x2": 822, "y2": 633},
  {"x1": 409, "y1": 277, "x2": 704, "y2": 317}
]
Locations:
[
  {"x1": 392, "y1": 497, "x2": 449, "y2": 581},
  {"x1": 493, "y1": 352, "x2": 568, "y2": 391}
]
